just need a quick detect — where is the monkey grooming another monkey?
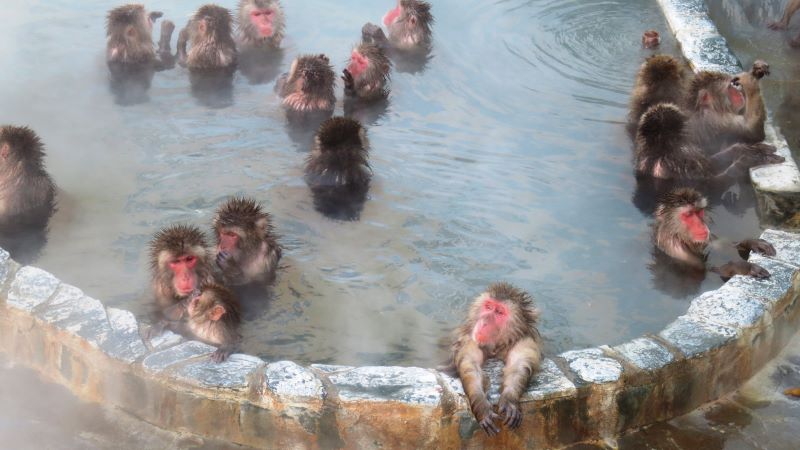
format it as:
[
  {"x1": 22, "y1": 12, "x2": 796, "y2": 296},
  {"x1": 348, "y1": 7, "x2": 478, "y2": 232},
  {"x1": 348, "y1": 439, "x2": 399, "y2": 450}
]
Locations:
[
  {"x1": 149, "y1": 224, "x2": 216, "y2": 311},
  {"x1": 151, "y1": 283, "x2": 242, "y2": 363},
  {"x1": 653, "y1": 188, "x2": 774, "y2": 279},
  {"x1": 444, "y1": 283, "x2": 542, "y2": 436},
  {"x1": 685, "y1": 61, "x2": 770, "y2": 154},
  {"x1": 305, "y1": 117, "x2": 372, "y2": 220},
  {"x1": 627, "y1": 54, "x2": 691, "y2": 134},
  {"x1": 362, "y1": 0, "x2": 434, "y2": 52},
  {"x1": 768, "y1": 0, "x2": 800, "y2": 46},
  {"x1": 236, "y1": 0, "x2": 285, "y2": 50},
  {"x1": 342, "y1": 42, "x2": 391, "y2": 102},
  {"x1": 177, "y1": 4, "x2": 237, "y2": 71},
  {"x1": 213, "y1": 197, "x2": 282, "y2": 286}
]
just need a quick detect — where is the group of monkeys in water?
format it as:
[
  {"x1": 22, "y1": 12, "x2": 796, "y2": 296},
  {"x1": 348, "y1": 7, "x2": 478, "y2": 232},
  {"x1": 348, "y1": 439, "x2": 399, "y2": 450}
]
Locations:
[{"x1": 0, "y1": 0, "x2": 795, "y2": 438}]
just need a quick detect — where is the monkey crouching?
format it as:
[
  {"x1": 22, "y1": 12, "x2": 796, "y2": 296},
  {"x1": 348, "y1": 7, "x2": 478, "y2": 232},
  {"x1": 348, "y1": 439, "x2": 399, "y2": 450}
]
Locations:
[{"x1": 445, "y1": 282, "x2": 542, "y2": 436}]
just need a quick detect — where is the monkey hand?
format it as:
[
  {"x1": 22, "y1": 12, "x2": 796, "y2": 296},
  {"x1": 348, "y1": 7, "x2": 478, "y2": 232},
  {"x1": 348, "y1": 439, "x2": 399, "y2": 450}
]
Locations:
[
  {"x1": 498, "y1": 398, "x2": 523, "y2": 429},
  {"x1": 148, "y1": 11, "x2": 164, "y2": 22},
  {"x1": 477, "y1": 409, "x2": 501, "y2": 436},
  {"x1": 216, "y1": 250, "x2": 231, "y2": 268},
  {"x1": 211, "y1": 347, "x2": 232, "y2": 363},
  {"x1": 751, "y1": 60, "x2": 770, "y2": 79},
  {"x1": 362, "y1": 23, "x2": 389, "y2": 47},
  {"x1": 767, "y1": 19, "x2": 788, "y2": 30},
  {"x1": 713, "y1": 261, "x2": 770, "y2": 280},
  {"x1": 342, "y1": 69, "x2": 355, "y2": 93},
  {"x1": 791, "y1": 36, "x2": 800, "y2": 48},
  {"x1": 161, "y1": 20, "x2": 176, "y2": 37},
  {"x1": 736, "y1": 239, "x2": 776, "y2": 256},
  {"x1": 144, "y1": 321, "x2": 167, "y2": 341}
]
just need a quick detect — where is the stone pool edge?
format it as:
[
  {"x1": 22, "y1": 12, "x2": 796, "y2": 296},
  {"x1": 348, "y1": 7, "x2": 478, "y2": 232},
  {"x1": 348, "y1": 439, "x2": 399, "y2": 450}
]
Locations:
[
  {"x1": 657, "y1": 0, "x2": 800, "y2": 230},
  {"x1": 0, "y1": 228, "x2": 798, "y2": 448}
]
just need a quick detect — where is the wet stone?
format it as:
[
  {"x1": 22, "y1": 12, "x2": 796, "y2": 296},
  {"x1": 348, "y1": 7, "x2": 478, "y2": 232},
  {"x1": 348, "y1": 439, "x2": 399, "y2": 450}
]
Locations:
[
  {"x1": 0, "y1": 247, "x2": 18, "y2": 288},
  {"x1": 7, "y1": 267, "x2": 60, "y2": 312},
  {"x1": 34, "y1": 284, "x2": 111, "y2": 347},
  {"x1": 560, "y1": 347, "x2": 623, "y2": 385},
  {"x1": 613, "y1": 337, "x2": 674, "y2": 372},
  {"x1": 142, "y1": 340, "x2": 217, "y2": 373},
  {"x1": 173, "y1": 354, "x2": 263, "y2": 391},
  {"x1": 525, "y1": 358, "x2": 577, "y2": 401},
  {"x1": 687, "y1": 288, "x2": 767, "y2": 330},
  {"x1": 758, "y1": 230, "x2": 800, "y2": 267},
  {"x1": 101, "y1": 308, "x2": 147, "y2": 363},
  {"x1": 724, "y1": 257, "x2": 796, "y2": 307},
  {"x1": 265, "y1": 361, "x2": 325, "y2": 401},
  {"x1": 329, "y1": 366, "x2": 441, "y2": 406},
  {"x1": 752, "y1": 164, "x2": 800, "y2": 197},
  {"x1": 147, "y1": 329, "x2": 184, "y2": 350},
  {"x1": 659, "y1": 316, "x2": 736, "y2": 358},
  {"x1": 310, "y1": 364, "x2": 355, "y2": 374}
]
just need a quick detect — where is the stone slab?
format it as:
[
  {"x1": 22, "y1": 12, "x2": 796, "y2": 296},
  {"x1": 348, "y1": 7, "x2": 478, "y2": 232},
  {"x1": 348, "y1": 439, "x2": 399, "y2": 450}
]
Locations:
[
  {"x1": 613, "y1": 337, "x2": 675, "y2": 372},
  {"x1": 7, "y1": 266, "x2": 60, "y2": 312},
  {"x1": 658, "y1": 316, "x2": 737, "y2": 358},
  {"x1": 329, "y1": 366, "x2": 441, "y2": 406},
  {"x1": 759, "y1": 230, "x2": 800, "y2": 266},
  {"x1": 147, "y1": 329, "x2": 185, "y2": 350},
  {"x1": 173, "y1": 354, "x2": 263, "y2": 391},
  {"x1": 0, "y1": 248, "x2": 18, "y2": 288},
  {"x1": 265, "y1": 361, "x2": 326, "y2": 401},
  {"x1": 102, "y1": 308, "x2": 148, "y2": 364},
  {"x1": 525, "y1": 358, "x2": 577, "y2": 401},
  {"x1": 687, "y1": 288, "x2": 767, "y2": 330},
  {"x1": 310, "y1": 364, "x2": 355, "y2": 374},
  {"x1": 142, "y1": 340, "x2": 217, "y2": 374},
  {"x1": 723, "y1": 257, "x2": 797, "y2": 308},
  {"x1": 560, "y1": 347, "x2": 623, "y2": 385},
  {"x1": 34, "y1": 284, "x2": 111, "y2": 347}
]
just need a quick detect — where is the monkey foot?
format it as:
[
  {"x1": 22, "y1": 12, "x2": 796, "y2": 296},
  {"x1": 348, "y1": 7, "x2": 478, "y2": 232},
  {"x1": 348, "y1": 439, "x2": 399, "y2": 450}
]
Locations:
[
  {"x1": 211, "y1": 348, "x2": 231, "y2": 363},
  {"x1": 478, "y1": 411, "x2": 501, "y2": 436},
  {"x1": 498, "y1": 401, "x2": 522, "y2": 429}
]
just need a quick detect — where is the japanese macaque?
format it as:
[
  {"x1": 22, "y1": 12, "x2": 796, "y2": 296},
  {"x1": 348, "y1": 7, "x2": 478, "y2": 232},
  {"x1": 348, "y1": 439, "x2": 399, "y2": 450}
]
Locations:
[
  {"x1": 151, "y1": 283, "x2": 242, "y2": 362},
  {"x1": 343, "y1": 42, "x2": 391, "y2": 102},
  {"x1": 0, "y1": 126, "x2": 56, "y2": 230},
  {"x1": 634, "y1": 103, "x2": 783, "y2": 184},
  {"x1": 627, "y1": 54, "x2": 690, "y2": 134},
  {"x1": 106, "y1": 4, "x2": 174, "y2": 67},
  {"x1": 768, "y1": 0, "x2": 800, "y2": 47},
  {"x1": 642, "y1": 30, "x2": 661, "y2": 49},
  {"x1": 213, "y1": 197, "x2": 282, "y2": 286},
  {"x1": 177, "y1": 4, "x2": 237, "y2": 71},
  {"x1": 362, "y1": 0, "x2": 433, "y2": 52},
  {"x1": 305, "y1": 117, "x2": 371, "y2": 220},
  {"x1": 444, "y1": 283, "x2": 542, "y2": 436},
  {"x1": 653, "y1": 188, "x2": 774, "y2": 278},
  {"x1": 685, "y1": 62, "x2": 769, "y2": 154},
  {"x1": 149, "y1": 224, "x2": 216, "y2": 310},
  {"x1": 236, "y1": 0, "x2": 285, "y2": 49},
  {"x1": 276, "y1": 54, "x2": 336, "y2": 115}
]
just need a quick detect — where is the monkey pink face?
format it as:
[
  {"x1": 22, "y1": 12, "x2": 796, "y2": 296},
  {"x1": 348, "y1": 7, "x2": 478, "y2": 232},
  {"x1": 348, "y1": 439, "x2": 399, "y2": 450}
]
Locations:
[
  {"x1": 250, "y1": 9, "x2": 275, "y2": 37},
  {"x1": 169, "y1": 254, "x2": 198, "y2": 296},
  {"x1": 472, "y1": 298, "x2": 509, "y2": 346},
  {"x1": 218, "y1": 229, "x2": 240, "y2": 253},
  {"x1": 680, "y1": 208, "x2": 709, "y2": 243},
  {"x1": 347, "y1": 50, "x2": 369, "y2": 79},
  {"x1": 727, "y1": 80, "x2": 745, "y2": 112},
  {"x1": 383, "y1": 3, "x2": 403, "y2": 27}
]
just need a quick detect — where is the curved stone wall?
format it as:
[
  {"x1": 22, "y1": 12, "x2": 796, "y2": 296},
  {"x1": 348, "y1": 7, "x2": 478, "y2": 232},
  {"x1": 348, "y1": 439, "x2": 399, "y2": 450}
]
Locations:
[
  {"x1": 2, "y1": 1, "x2": 800, "y2": 449},
  {"x1": 0, "y1": 229, "x2": 798, "y2": 448}
]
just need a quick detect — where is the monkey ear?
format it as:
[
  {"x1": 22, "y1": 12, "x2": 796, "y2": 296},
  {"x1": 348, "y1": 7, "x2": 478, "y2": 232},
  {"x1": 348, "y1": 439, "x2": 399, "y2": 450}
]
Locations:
[
  {"x1": 126, "y1": 25, "x2": 138, "y2": 39},
  {"x1": 0, "y1": 143, "x2": 9, "y2": 159},
  {"x1": 255, "y1": 217, "x2": 269, "y2": 231},
  {"x1": 209, "y1": 305, "x2": 226, "y2": 321}
]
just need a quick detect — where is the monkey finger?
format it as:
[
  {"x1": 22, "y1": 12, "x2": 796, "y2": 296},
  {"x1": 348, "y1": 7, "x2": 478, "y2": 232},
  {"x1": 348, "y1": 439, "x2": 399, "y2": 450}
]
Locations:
[
  {"x1": 768, "y1": 21, "x2": 786, "y2": 30},
  {"x1": 211, "y1": 349, "x2": 229, "y2": 363},
  {"x1": 750, "y1": 264, "x2": 771, "y2": 279},
  {"x1": 754, "y1": 240, "x2": 777, "y2": 256},
  {"x1": 479, "y1": 414, "x2": 501, "y2": 436},
  {"x1": 149, "y1": 11, "x2": 164, "y2": 21}
]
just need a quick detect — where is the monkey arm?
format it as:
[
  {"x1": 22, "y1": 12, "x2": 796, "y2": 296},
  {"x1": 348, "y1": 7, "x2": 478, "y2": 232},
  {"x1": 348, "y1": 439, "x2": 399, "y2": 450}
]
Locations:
[
  {"x1": 498, "y1": 336, "x2": 541, "y2": 428},
  {"x1": 769, "y1": 0, "x2": 800, "y2": 29},
  {"x1": 154, "y1": 21, "x2": 176, "y2": 71},
  {"x1": 176, "y1": 27, "x2": 189, "y2": 67},
  {"x1": 456, "y1": 341, "x2": 500, "y2": 435},
  {"x1": 738, "y1": 73, "x2": 767, "y2": 143}
]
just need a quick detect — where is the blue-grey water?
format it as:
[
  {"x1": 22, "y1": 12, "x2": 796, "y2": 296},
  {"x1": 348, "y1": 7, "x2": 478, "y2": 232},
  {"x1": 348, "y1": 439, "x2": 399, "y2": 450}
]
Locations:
[{"x1": 0, "y1": 0, "x2": 765, "y2": 368}]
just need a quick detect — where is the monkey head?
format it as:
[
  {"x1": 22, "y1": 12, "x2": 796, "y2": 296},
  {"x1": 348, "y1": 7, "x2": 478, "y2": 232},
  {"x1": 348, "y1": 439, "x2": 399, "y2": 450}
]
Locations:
[
  {"x1": 149, "y1": 224, "x2": 210, "y2": 298},
  {"x1": 239, "y1": 0, "x2": 284, "y2": 40},
  {"x1": 688, "y1": 71, "x2": 745, "y2": 114},
  {"x1": 187, "y1": 283, "x2": 240, "y2": 324},
  {"x1": 654, "y1": 188, "x2": 710, "y2": 264},
  {"x1": 468, "y1": 283, "x2": 539, "y2": 351},
  {"x1": 107, "y1": 4, "x2": 158, "y2": 39},
  {"x1": 282, "y1": 54, "x2": 335, "y2": 111},
  {"x1": 195, "y1": 4, "x2": 233, "y2": 40},
  {"x1": 0, "y1": 125, "x2": 45, "y2": 168},
  {"x1": 213, "y1": 197, "x2": 272, "y2": 259},
  {"x1": 640, "y1": 55, "x2": 683, "y2": 87},
  {"x1": 383, "y1": 0, "x2": 433, "y2": 49},
  {"x1": 641, "y1": 30, "x2": 660, "y2": 49}
]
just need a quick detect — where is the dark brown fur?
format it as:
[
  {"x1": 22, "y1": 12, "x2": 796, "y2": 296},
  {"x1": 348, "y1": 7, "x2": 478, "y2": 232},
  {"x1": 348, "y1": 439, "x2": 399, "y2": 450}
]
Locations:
[
  {"x1": 685, "y1": 66, "x2": 767, "y2": 153},
  {"x1": 213, "y1": 197, "x2": 282, "y2": 286},
  {"x1": 343, "y1": 43, "x2": 391, "y2": 101},
  {"x1": 447, "y1": 282, "x2": 542, "y2": 436},
  {"x1": 627, "y1": 55, "x2": 690, "y2": 132},
  {"x1": 148, "y1": 224, "x2": 215, "y2": 309},
  {"x1": 236, "y1": 0, "x2": 285, "y2": 49},
  {"x1": 177, "y1": 4, "x2": 237, "y2": 70},
  {"x1": 0, "y1": 126, "x2": 56, "y2": 230},
  {"x1": 276, "y1": 54, "x2": 336, "y2": 113},
  {"x1": 106, "y1": 4, "x2": 174, "y2": 67}
]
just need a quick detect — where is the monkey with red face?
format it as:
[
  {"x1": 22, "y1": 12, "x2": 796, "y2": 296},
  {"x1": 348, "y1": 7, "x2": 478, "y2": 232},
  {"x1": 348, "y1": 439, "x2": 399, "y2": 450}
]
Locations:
[
  {"x1": 149, "y1": 224, "x2": 216, "y2": 311},
  {"x1": 362, "y1": 0, "x2": 433, "y2": 52},
  {"x1": 653, "y1": 188, "x2": 774, "y2": 279},
  {"x1": 445, "y1": 283, "x2": 542, "y2": 436},
  {"x1": 236, "y1": 0, "x2": 285, "y2": 50}
]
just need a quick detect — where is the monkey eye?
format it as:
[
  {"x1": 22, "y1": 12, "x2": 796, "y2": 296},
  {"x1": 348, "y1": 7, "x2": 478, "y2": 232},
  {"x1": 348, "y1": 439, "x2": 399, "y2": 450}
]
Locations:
[{"x1": 730, "y1": 77, "x2": 740, "y2": 87}]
